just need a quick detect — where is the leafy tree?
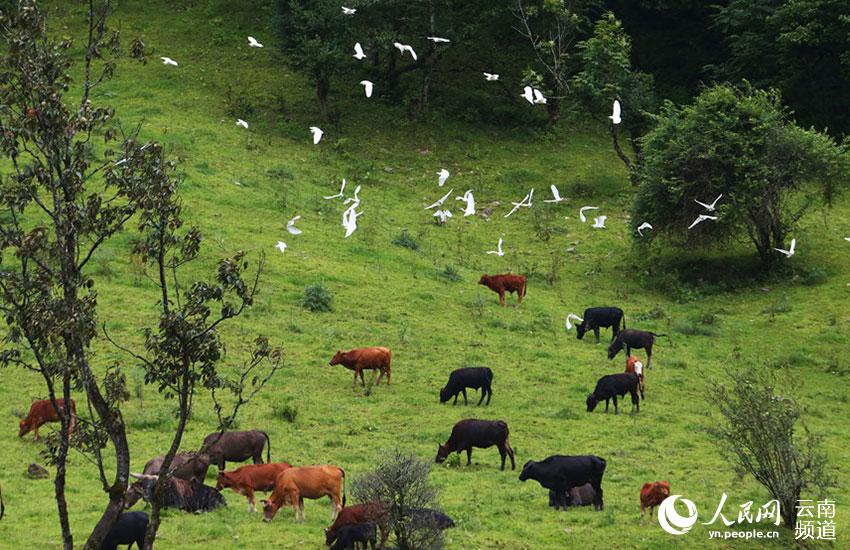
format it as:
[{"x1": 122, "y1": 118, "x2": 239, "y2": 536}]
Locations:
[
  {"x1": 632, "y1": 83, "x2": 849, "y2": 266},
  {"x1": 707, "y1": 367, "x2": 832, "y2": 527}
]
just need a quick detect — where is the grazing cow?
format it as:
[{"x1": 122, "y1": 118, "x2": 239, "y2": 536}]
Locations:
[
  {"x1": 548, "y1": 483, "x2": 596, "y2": 508},
  {"x1": 608, "y1": 329, "x2": 663, "y2": 369},
  {"x1": 640, "y1": 481, "x2": 671, "y2": 525},
  {"x1": 625, "y1": 356, "x2": 646, "y2": 400},
  {"x1": 216, "y1": 462, "x2": 292, "y2": 512},
  {"x1": 586, "y1": 373, "x2": 641, "y2": 415},
  {"x1": 124, "y1": 452, "x2": 210, "y2": 508},
  {"x1": 519, "y1": 455, "x2": 606, "y2": 511},
  {"x1": 439, "y1": 367, "x2": 493, "y2": 406},
  {"x1": 329, "y1": 523, "x2": 377, "y2": 550},
  {"x1": 200, "y1": 430, "x2": 271, "y2": 470},
  {"x1": 435, "y1": 419, "x2": 515, "y2": 471},
  {"x1": 127, "y1": 473, "x2": 226, "y2": 513},
  {"x1": 18, "y1": 398, "x2": 76, "y2": 441},
  {"x1": 101, "y1": 511, "x2": 148, "y2": 550},
  {"x1": 576, "y1": 307, "x2": 625, "y2": 342},
  {"x1": 325, "y1": 502, "x2": 389, "y2": 547},
  {"x1": 408, "y1": 508, "x2": 455, "y2": 530},
  {"x1": 261, "y1": 465, "x2": 346, "y2": 522},
  {"x1": 478, "y1": 274, "x2": 527, "y2": 307},
  {"x1": 329, "y1": 347, "x2": 392, "y2": 387}
]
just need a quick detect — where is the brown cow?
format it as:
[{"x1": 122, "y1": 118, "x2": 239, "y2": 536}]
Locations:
[
  {"x1": 325, "y1": 502, "x2": 389, "y2": 547},
  {"x1": 19, "y1": 398, "x2": 76, "y2": 441},
  {"x1": 329, "y1": 347, "x2": 392, "y2": 388},
  {"x1": 261, "y1": 465, "x2": 346, "y2": 522},
  {"x1": 478, "y1": 274, "x2": 527, "y2": 307},
  {"x1": 625, "y1": 356, "x2": 646, "y2": 400},
  {"x1": 216, "y1": 462, "x2": 292, "y2": 512},
  {"x1": 640, "y1": 481, "x2": 671, "y2": 525}
]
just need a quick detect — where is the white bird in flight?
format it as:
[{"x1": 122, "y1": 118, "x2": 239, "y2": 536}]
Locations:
[
  {"x1": 275, "y1": 241, "x2": 287, "y2": 253},
  {"x1": 774, "y1": 238, "x2": 796, "y2": 258},
  {"x1": 456, "y1": 190, "x2": 475, "y2": 217},
  {"x1": 341, "y1": 6, "x2": 356, "y2": 15},
  {"x1": 565, "y1": 313, "x2": 583, "y2": 331},
  {"x1": 360, "y1": 80, "x2": 374, "y2": 98},
  {"x1": 425, "y1": 188, "x2": 453, "y2": 210},
  {"x1": 343, "y1": 184, "x2": 361, "y2": 205},
  {"x1": 592, "y1": 216, "x2": 607, "y2": 229},
  {"x1": 688, "y1": 214, "x2": 717, "y2": 229},
  {"x1": 695, "y1": 194, "x2": 723, "y2": 212},
  {"x1": 342, "y1": 206, "x2": 362, "y2": 237},
  {"x1": 579, "y1": 206, "x2": 599, "y2": 223},
  {"x1": 437, "y1": 168, "x2": 450, "y2": 187},
  {"x1": 247, "y1": 36, "x2": 263, "y2": 48},
  {"x1": 286, "y1": 216, "x2": 302, "y2": 235},
  {"x1": 433, "y1": 209, "x2": 453, "y2": 224},
  {"x1": 845, "y1": 237, "x2": 850, "y2": 243},
  {"x1": 483, "y1": 73, "x2": 499, "y2": 81},
  {"x1": 160, "y1": 57, "x2": 178, "y2": 66},
  {"x1": 505, "y1": 189, "x2": 534, "y2": 217},
  {"x1": 236, "y1": 119, "x2": 249, "y2": 129},
  {"x1": 426, "y1": 36, "x2": 450, "y2": 43},
  {"x1": 533, "y1": 88, "x2": 547, "y2": 104},
  {"x1": 309, "y1": 126, "x2": 323, "y2": 145},
  {"x1": 353, "y1": 42, "x2": 366, "y2": 60},
  {"x1": 609, "y1": 99, "x2": 622, "y2": 124},
  {"x1": 486, "y1": 238, "x2": 504, "y2": 256},
  {"x1": 636, "y1": 222, "x2": 653, "y2": 237},
  {"x1": 521, "y1": 86, "x2": 535, "y2": 104},
  {"x1": 393, "y1": 42, "x2": 418, "y2": 61},
  {"x1": 324, "y1": 178, "x2": 346, "y2": 200},
  {"x1": 544, "y1": 184, "x2": 566, "y2": 203}
]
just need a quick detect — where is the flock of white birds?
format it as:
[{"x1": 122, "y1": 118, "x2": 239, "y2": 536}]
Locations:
[{"x1": 154, "y1": 7, "x2": 810, "y2": 261}]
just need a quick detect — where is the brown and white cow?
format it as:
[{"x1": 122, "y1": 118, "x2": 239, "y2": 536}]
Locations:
[
  {"x1": 216, "y1": 462, "x2": 292, "y2": 512},
  {"x1": 261, "y1": 465, "x2": 346, "y2": 522},
  {"x1": 329, "y1": 347, "x2": 392, "y2": 387},
  {"x1": 625, "y1": 355, "x2": 646, "y2": 400},
  {"x1": 478, "y1": 274, "x2": 527, "y2": 307},
  {"x1": 19, "y1": 398, "x2": 76, "y2": 441},
  {"x1": 640, "y1": 481, "x2": 671, "y2": 525}
]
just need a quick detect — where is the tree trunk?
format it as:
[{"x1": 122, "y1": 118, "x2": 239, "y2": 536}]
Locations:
[
  {"x1": 55, "y1": 373, "x2": 73, "y2": 550},
  {"x1": 316, "y1": 76, "x2": 330, "y2": 123},
  {"x1": 610, "y1": 124, "x2": 639, "y2": 185}
]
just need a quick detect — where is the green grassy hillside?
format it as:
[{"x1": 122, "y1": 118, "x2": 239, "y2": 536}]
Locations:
[{"x1": 1, "y1": 1, "x2": 848, "y2": 548}]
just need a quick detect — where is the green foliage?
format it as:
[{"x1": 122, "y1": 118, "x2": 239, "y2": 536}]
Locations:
[
  {"x1": 392, "y1": 230, "x2": 419, "y2": 250},
  {"x1": 300, "y1": 283, "x2": 333, "y2": 312},
  {"x1": 273, "y1": 402, "x2": 299, "y2": 423},
  {"x1": 440, "y1": 264, "x2": 461, "y2": 282},
  {"x1": 224, "y1": 84, "x2": 256, "y2": 120}
]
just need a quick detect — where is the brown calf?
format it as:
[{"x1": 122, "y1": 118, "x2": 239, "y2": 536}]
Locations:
[
  {"x1": 640, "y1": 481, "x2": 671, "y2": 525},
  {"x1": 261, "y1": 465, "x2": 346, "y2": 522},
  {"x1": 329, "y1": 347, "x2": 392, "y2": 388},
  {"x1": 478, "y1": 274, "x2": 527, "y2": 307},
  {"x1": 216, "y1": 462, "x2": 292, "y2": 512},
  {"x1": 19, "y1": 398, "x2": 76, "y2": 441},
  {"x1": 325, "y1": 502, "x2": 389, "y2": 547}
]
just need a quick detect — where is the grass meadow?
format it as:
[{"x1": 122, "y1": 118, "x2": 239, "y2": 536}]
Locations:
[{"x1": 0, "y1": 1, "x2": 848, "y2": 548}]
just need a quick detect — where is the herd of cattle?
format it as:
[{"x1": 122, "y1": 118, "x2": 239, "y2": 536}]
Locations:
[{"x1": 12, "y1": 274, "x2": 674, "y2": 548}]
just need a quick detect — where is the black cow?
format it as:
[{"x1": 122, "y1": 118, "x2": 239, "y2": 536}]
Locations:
[
  {"x1": 101, "y1": 511, "x2": 148, "y2": 550},
  {"x1": 576, "y1": 307, "x2": 625, "y2": 343},
  {"x1": 125, "y1": 452, "x2": 211, "y2": 508},
  {"x1": 200, "y1": 430, "x2": 270, "y2": 470},
  {"x1": 329, "y1": 522, "x2": 377, "y2": 550},
  {"x1": 608, "y1": 329, "x2": 662, "y2": 369},
  {"x1": 548, "y1": 483, "x2": 596, "y2": 508},
  {"x1": 439, "y1": 367, "x2": 493, "y2": 406},
  {"x1": 435, "y1": 419, "x2": 515, "y2": 470},
  {"x1": 519, "y1": 455, "x2": 606, "y2": 511},
  {"x1": 586, "y1": 373, "x2": 640, "y2": 415},
  {"x1": 409, "y1": 508, "x2": 455, "y2": 530},
  {"x1": 127, "y1": 474, "x2": 226, "y2": 513}
]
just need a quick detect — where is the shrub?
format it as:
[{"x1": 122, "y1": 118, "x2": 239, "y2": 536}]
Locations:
[
  {"x1": 300, "y1": 283, "x2": 333, "y2": 312},
  {"x1": 440, "y1": 265, "x2": 461, "y2": 282},
  {"x1": 273, "y1": 403, "x2": 298, "y2": 423},
  {"x1": 392, "y1": 230, "x2": 419, "y2": 250},
  {"x1": 224, "y1": 84, "x2": 256, "y2": 120}
]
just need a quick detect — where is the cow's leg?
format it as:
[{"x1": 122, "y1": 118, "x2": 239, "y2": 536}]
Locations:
[
  {"x1": 594, "y1": 327, "x2": 600, "y2": 343},
  {"x1": 298, "y1": 497, "x2": 305, "y2": 521},
  {"x1": 375, "y1": 369, "x2": 385, "y2": 385},
  {"x1": 386, "y1": 367, "x2": 390, "y2": 385},
  {"x1": 452, "y1": 392, "x2": 458, "y2": 405},
  {"x1": 633, "y1": 389, "x2": 639, "y2": 413},
  {"x1": 560, "y1": 490, "x2": 569, "y2": 511},
  {"x1": 498, "y1": 291, "x2": 505, "y2": 307},
  {"x1": 646, "y1": 346, "x2": 652, "y2": 369},
  {"x1": 477, "y1": 388, "x2": 486, "y2": 406},
  {"x1": 640, "y1": 504, "x2": 645, "y2": 525},
  {"x1": 612, "y1": 395, "x2": 619, "y2": 415},
  {"x1": 498, "y1": 445, "x2": 507, "y2": 471},
  {"x1": 33, "y1": 425, "x2": 39, "y2": 441},
  {"x1": 465, "y1": 448, "x2": 472, "y2": 466},
  {"x1": 462, "y1": 388, "x2": 468, "y2": 406},
  {"x1": 604, "y1": 399, "x2": 609, "y2": 414}
]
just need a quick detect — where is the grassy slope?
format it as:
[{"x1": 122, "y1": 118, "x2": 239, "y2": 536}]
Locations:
[{"x1": 0, "y1": 0, "x2": 848, "y2": 548}]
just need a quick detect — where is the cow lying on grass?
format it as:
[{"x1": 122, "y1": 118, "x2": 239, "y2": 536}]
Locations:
[
  {"x1": 127, "y1": 473, "x2": 225, "y2": 513},
  {"x1": 519, "y1": 455, "x2": 606, "y2": 511},
  {"x1": 478, "y1": 274, "x2": 527, "y2": 307},
  {"x1": 586, "y1": 373, "x2": 641, "y2": 415},
  {"x1": 439, "y1": 367, "x2": 493, "y2": 406},
  {"x1": 548, "y1": 483, "x2": 596, "y2": 509},
  {"x1": 436, "y1": 419, "x2": 515, "y2": 471},
  {"x1": 124, "y1": 452, "x2": 211, "y2": 508}
]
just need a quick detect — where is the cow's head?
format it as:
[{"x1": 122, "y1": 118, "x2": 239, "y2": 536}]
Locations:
[
  {"x1": 215, "y1": 471, "x2": 232, "y2": 492},
  {"x1": 324, "y1": 527, "x2": 337, "y2": 546},
  {"x1": 329, "y1": 351, "x2": 344, "y2": 366},
  {"x1": 575, "y1": 321, "x2": 587, "y2": 340},
  {"x1": 607, "y1": 339, "x2": 623, "y2": 360},
  {"x1": 586, "y1": 393, "x2": 599, "y2": 412},
  {"x1": 655, "y1": 481, "x2": 671, "y2": 498},
  {"x1": 477, "y1": 275, "x2": 490, "y2": 286},
  {"x1": 261, "y1": 499, "x2": 278, "y2": 522},
  {"x1": 518, "y1": 460, "x2": 535, "y2": 481},
  {"x1": 18, "y1": 417, "x2": 32, "y2": 437},
  {"x1": 126, "y1": 472, "x2": 158, "y2": 509},
  {"x1": 435, "y1": 444, "x2": 450, "y2": 464},
  {"x1": 438, "y1": 387, "x2": 451, "y2": 403}
]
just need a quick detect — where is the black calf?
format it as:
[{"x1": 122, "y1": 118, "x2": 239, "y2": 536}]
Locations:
[
  {"x1": 608, "y1": 329, "x2": 662, "y2": 369},
  {"x1": 102, "y1": 511, "x2": 148, "y2": 550},
  {"x1": 586, "y1": 373, "x2": 641, "y2": 415},
  {"x1": 329, "y1": 522, "x2": 376, "y2": 550},
  {"x1": 439, "y1": 367, "x2": 493, "y2": 406}
]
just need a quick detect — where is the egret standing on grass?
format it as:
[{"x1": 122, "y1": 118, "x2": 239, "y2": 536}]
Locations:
[{"x1": 592, "y1": 216, "x2": 607, "y2": 229}]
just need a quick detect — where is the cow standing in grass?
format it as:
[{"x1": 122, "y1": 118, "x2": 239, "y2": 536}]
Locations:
[
  {"x1": 587, "y1": 373, "x2": 641, "y2": 415},
  {"x1": 216, "y1": 462, "x2": 292, "y2": 512},
  {"x1": 436, "y1": 419, "x2": 515, "y2": 470},
  {"x1": 608, "y1": 329, "x2": 662, "y2": 369},
  {"x1": 329, "y1": 347, "x2": 392, "y2": 387},
  {"x1": 101, "y1": 511, "x2": 148, "y2": 550},
  {"x1": 478, "y1": 274, "x2": 527, "y2": 307},
  {"x1": 200, "y1": 430, "x2": 271, "y2": 470},
  {"x1": 439, "y1": 367, "x2": 493, "y2": 406},
  {"x1": 576, "y1": 307, "x2": 625, "y2": 343},
  {"x1": 325, "y1": 502, "x2": 389, "y2": 548},
  {"x1": 625, "y1": 356, "x2": 646, "y2": 400},
  {"x1": 519, "y1": 455, "x2": 606, "y2": 511},
  {"x1": 640, "y1": 481, "x2": 671, "y2": 525},
  {"x1": 262, "y1": 465, "x2": 346, "y2": 522},
  {"x1": 18, "y1": 398, "x2": 75, "y2": 441}
]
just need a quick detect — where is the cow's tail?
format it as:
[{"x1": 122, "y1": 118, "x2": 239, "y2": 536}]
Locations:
[
  {"x1": 261, "y1": 431, "x2": 271, "y2": 463},
  {"x1": 522, "y1": 278, "x2": 528, "y2": 299},
  {"x1": 1, "y1": 482, "x2": 4, "y2": 520},
  {"x1": 340, "y1": 467, "x2": 347, "y2": 508}
]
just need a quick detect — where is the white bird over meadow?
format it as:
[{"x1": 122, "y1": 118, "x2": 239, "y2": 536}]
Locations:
[
  {"x1": 160, "y1": 56, "x2": 178, "y2": 66},
  {"x1": 433, "y1": 209, "x2": 453, "y2": 224},
  {"x1": 456, "y1": 190, "x2": 475, "y2": 216},
  {"x1": 609, "y1": 99, "x2": 622, "y2": 124},
  {"x1": 426, "y1": 36, "x2": 450, "y2": 43},
  {"x1": 425, "y1": 188, "x2": 453, "y2": 210},
  {"x1": 309, "y1": 126, "x2": 324, "y2": 144},
  {"x1": 533, "y1": 88, "x2": 547, "y2": 104},
  {"x1": 341, "y1": 6, "x2": 356, "y2": 15},
  {"x1": 437, "y1": 168, "x2": 450, "y2": 187},
  {"x1": 393, "y1": 42, "x2": 418, "y2": 61},
  {"x1": 236, "y1": 119, "x2": 249, "y2": 129},
  {"x1": 521, "y1": 86, "x2": 535, "y2": 104},
  {"x1": 324, "y1": 178, "x2": 346, "y2": 200},
  {"x1": 695, "y1": 194, "x2": 723, "y2": 212},
  {"x1": 845, "y1": 237, "x2": 850, "y2": 242},
  {"x1": 353, "y1": 42, "x2": 366, "y2": 60},
  {"x1": 343, "y1": 184, "x2": 361, "y2": 205},
  {"x1": 275, "y1": 241, "x2": 287, "y2": 253},
  {"x1": 247, "y1": 36, "x2": 263, "y2": 48},
  {"x1": 544, "y1": 184, "x2": 566, "y2": 203},
  {"x1": 483, "y1": 72, "x2": 499, "y2": 81},
  {"x1": 565, "y1": 313, "x2": 583, "y2": 331},
  {"x1": 688, "y1": 214, "x2": 717, "y2": 229},
  {"x1": 486, "y1": 238, "x2": 504, "y2": 256},
  {"x1": 342, "y1": 206, "x2": 362, "y2": 237},
  {"x1": 579, "y1": 206, "x2": 599, "y2": 223},
  {"x1": 286, "y1": 215, "x2": 302, "y2": 235},
  {"x1": 360, "y1": 80, "x2": 374, "y2": 98},
  {"x1": 774, "y1": 238, "x2": 796, "y2": 258},
  {"x1": 636, "y1": 222, "x2": 653, "y2": 237},
  {"x1": 505, "y1": 188, "x2": 534, "y2": 217},
  {"x1": 592, "y1": 215, "x2": 607, "y2": 229}
]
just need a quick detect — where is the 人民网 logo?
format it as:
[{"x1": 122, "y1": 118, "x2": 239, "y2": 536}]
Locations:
[{"x1": 657, "y1": 495, "x2": 698, "y2": 535}]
